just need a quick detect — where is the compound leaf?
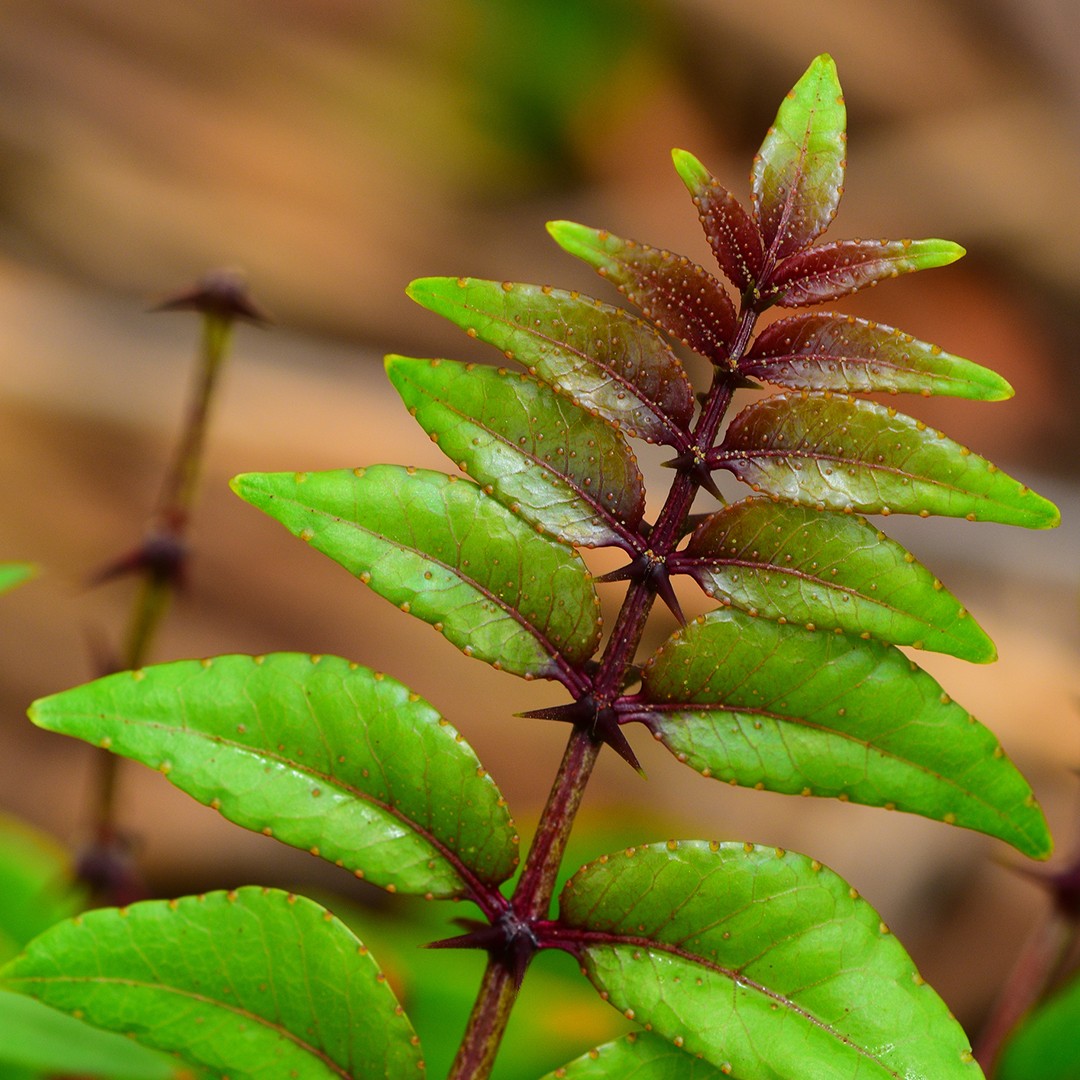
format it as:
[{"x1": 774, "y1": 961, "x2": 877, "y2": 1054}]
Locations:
[
  {"x1": 233, "y1": 466, "x2": 602, "y2": 681},
  {"x1": 674, "y1": 498, "x2": 995, "y2": 662},
  {"x1": 672, "y1": 149, "x2": 764, "y2": 294},
  {"x1": 711, "y1": 394, "x2": 1061, "y2": 528},
  {"x1": 542, "y1": 1030, "x2": 727, "y2": 1079},
  {"x1": 546, "y1": 221, "x2": 737, "y2": 361},
  {"x1": 764, "y1": 239, "x2": 964, "y2": 307},
  {"x1": 0, "y1": 989, "x2": 183, "y2": 1079},
  {"x1": 557, "y1": 842, "x2": 983, "y2": 1080},
  {"x1": 30, "y1": 654, "x2": 518, "y2": 899},
  {"x1": 751, "y1": 54, "x2": 846, "y2": 263},
  {"x1": 632, "y1": 608, "x2": 1050, "y2": 858},
  {"x1": 1, "y1": 888, "x2": 424, "y2": 1078},
  {"x1": 386, "y1": 355, "x2": 646, "y2": 549},
  {"x1": 407, "y1": 277, "x2": 695, "y2": 447},
  {"x1": 743, "y1": 313, "x2": 1013, "y2": 400}
]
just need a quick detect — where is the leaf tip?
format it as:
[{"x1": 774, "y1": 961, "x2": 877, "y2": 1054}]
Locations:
[{"x1": 671, "y1": 148, "x2": 707, "y2": 190}]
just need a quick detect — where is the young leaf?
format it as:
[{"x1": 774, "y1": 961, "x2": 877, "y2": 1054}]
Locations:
[
  {"x1": 0, "y1": 563, "x2": 35, "y2": 595},
  {"x1": 997, "y1": 969, "x2": 1080, "y2": 1080},
  {"x1": 0, "y1": 815, "x2": 84, "y2": 963},
  {"x1": 672, "y1": 149, "x2": 764, "y2": 294},
  {"x1": 407, "y1": 277, "x2": 695, "y2": 447},
  {"x1": 556, "y1": 842, "x2": 983, "y2": 1080},
  {"x1": 0, "y1": 989, "x2": 182, "y2": 1078},
  {"x1": 673, "y1": 498, "x2": 995, "y2": 661},
  {"x1": 385, "y1": 355, "x2": 646, "y2": 549},
  {"x1": 751, "y1": 54, "x2": 846, "y2": 263},
  {"x1": 232, "y1": 466, "x2": 602, "y2": 682},
  {"x1": 545, "y1": 221, "x2": 737, "y2": 361},
  {"x1": 743, "y1": 312, "x2": 1014, "y2": 400},
  {"x1": 631, "y1": 607, "x2": 1050, "y2": 858},
  {"x1": 1, "y1": 888, "x2": 424, "y2": 1078},
  {"x1": 711, "y1": 393, "x2": 1061, "y2": 528},
  {"x1": 763, "y1": 238, "x2": 965, "y2": 307},
  {"x1": 542, "y1": 1030, "x2": 727, "y2": 1079},
  {"x1": 29, "y1": 654, "x2": 518, "y2": 899}
]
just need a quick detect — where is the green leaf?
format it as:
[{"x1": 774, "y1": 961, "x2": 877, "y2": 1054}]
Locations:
[
  {"x1": 545, "y1": 221, "x2": 737, "y2": 361},
  {"x1": 672, "y1": 149, "x2": 764, "y2": 294},
  {"x1": 0, "y1": 816, "x2": 83, "y2": 964},
  {"x1": 1, "y1": 888, "x2": 424, "y2": 1078},
  {"x1": 743, "y1": 313, "x2": 1014, "y2": 400},
  {"x1": 764, "y1": 238, "x2": 965, "y2": 307},
  {"x1": 30, "y1": 654, "x2": 518, "y2": 899},
  {"x1": 542, "y1": 1030, "x2": 727, "y2": 1079},
  {"x1": 385, "y1": 355, "x2": 646, "y2": 548},
  {"x1": 407, "y1": 277, "x2": 695, "y2": 447},
  {"x1": 711, "y1": 393, "x2": 1061, "y2": 528},
  {"x1": 0, "y1": 564, "x2": 34, "y2": 595},
  {"x1": 558, "y1": 842, "x2": 984, "y2": 1080},
  {"x1": 0, "y1": 989, "x2": 182, "y2": 1078},
  {"x1": 233, "y1": 466, "x2": 602, "y2": 681},
  {"x1": 997, "y1": 970, "x2": 1080, "y2": 1080},
  {"x1": 751, "y1": 54, "x2": 846, "y2": 262},
  {"x1": 675, "y1": 498, "x2": 996, "y2": 662},
  {"x1": 633, "y1": 608, "x2": 1050, "y2": 857}
]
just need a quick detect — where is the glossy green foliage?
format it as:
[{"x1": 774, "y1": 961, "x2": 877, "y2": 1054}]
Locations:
[
  {"x1": 407, "y1": 277, "x2": 695, "y2": 446},
  {"x1": 634, "y1": 608, "x2": 1050, "y2": 857},
  {"x1": 30, "y1": 654, "x2": 518, "y2": 898},
  {"x1": 233, "y1": 466, "x2": 601, "y2": 680},
  {"x1": 0, "y1": 817, "x2": 83, "y2": 964},
  {"x1": 0, "y1": 990, "x2": 183, "y2": 1079},
  {"x1": 751, "y1": 54, "x2": 846, "y2": 262},
  {"x1": 1, "y1": 888, "x2": 423, "y2": 1078},
  {"x1": 997, "y1": 971, "x2": 1080, "y2": 1080},
  {"x1": 545, "y1": 221, "x2": 736, "y2": 362},
  {"x1": 386, "y1": 355, "x2": 646, "y2": 548},
  {"x1": 743, "y1": 313, "x2": 1013, "y2": 399},
  {"x1": 674, "y1": 498, "x2": 995, "y2": 660},
  {"x1": 712, "y1": 394, "x2": 1060, "y2": 527},
  {"x1": 543, "y1": 1031, "x2": 726, "y2": 1079},
  {"x1": 558, "y1": 842, "x2": 982, "y2": 1080}
]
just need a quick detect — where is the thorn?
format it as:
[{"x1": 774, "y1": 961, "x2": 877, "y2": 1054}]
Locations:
[
  {"x1": 517, "y1": 700, "x2": 595, "y2": 725},
  {"x1": 690, "y1": 461, "x2": 723, "y2": 501},
  {"x1": 89, "y1": 528, "x2": 188, "y2": 590},
  {"x1": 594, "y1": 561, "x2": 638, "y2": 584},
  {"x1": 427, "y1": 911, "x2": 537, "y2": 988},
  {"x1": 152, "y1": 268, "x2": 273, "y2": 325},
  {"x1": 650, "y1": 565, "x2": 685, "y2": 625},
  {"x1": 521, "y1": 695, "x2": 644, "y2": 774}
]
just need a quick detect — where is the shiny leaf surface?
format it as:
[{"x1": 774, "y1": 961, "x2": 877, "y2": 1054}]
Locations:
[
  {"x1": 676, "y1": 498, "x2": 995, "y2": 661},
  {"x1": 2, "y1": 888, "x2": 424, "y2": 1078},
  {"x1": 541, "y1": 1031, "x2": 726, "y2": 1079},
  {"x1": 386, "y1": 355, "x2": 645, "y2": 548},
  {"x1": 743, "y1": 312, "x2": 1014, "y2": 400},
  {"x1": 558, "y1": 842, "x2": 984, "y2": 1080},
  {"x1": 30, "y1": 655, "x2": 518, "y2": 899},
  {"x1": 765, "y1": 238, "x2": 965, "y2": 307},
  {"x1": 673, "y1": 148, "x2": 763, "y2": 294},
  {"x1": 233, "y1": 466, "x2": 602, "y2": 680},
  {"x1": 712, "y1": 394, "x2": 1061, "y2": 528},
  {"x1": 546, "y1": 221, "x2": 737, "y2": 361},
  {"x1": 0, "y1": 990, "x2": 182, "y2": 1078},
  {"x1": 407, "y1": 277, "x2": 695, "y2": 446},
  {"x1": 635, "y1": 608, "x2": 1050, "y2": 857},
  {"x1": 751, "y1": 54, "x2": 846, "y2": 262}
]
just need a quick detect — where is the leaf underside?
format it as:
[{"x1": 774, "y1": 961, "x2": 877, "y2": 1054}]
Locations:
[
  {"x1": 406, "y1": 276, "x2": 695, "y2": 446},
  {"x1": 232, "y1": 465, "x2": 602, "y2": 680},
  {"x1": 677, "y1": 497, "x2": 995, "y2": 661},
  {"x1": 713, "y1": 393, "x2": 1061, "y2": 528},
  {"x1": 30, "y1": 654, "x2": 519, "y2": 898},
  {"x1": 386, "y1": 355, "x2": 646, "y2": 548},
  {"x1": 634, "y1": 608, "x2": 1050, "y2": 858},
  {"x1": 1, "y1": 888, "x2": 423, "y2": 1078},
  {"x1": 559, "y1": 842, "x2": 983, "y2": 1080}
]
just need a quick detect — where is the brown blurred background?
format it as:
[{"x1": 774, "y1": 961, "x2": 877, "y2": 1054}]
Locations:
[{"x1": 1, "y1": 0, "x2": 1078, "y2": 1047}]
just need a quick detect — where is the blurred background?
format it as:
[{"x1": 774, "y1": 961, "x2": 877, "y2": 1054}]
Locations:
[{"x1": 1, "y1": 0, "x2": 1078, "y2": 1073}]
